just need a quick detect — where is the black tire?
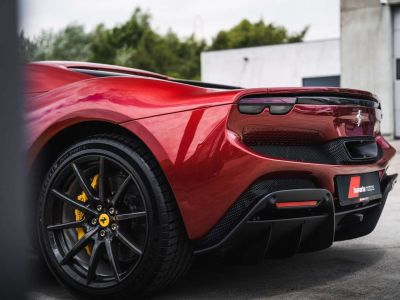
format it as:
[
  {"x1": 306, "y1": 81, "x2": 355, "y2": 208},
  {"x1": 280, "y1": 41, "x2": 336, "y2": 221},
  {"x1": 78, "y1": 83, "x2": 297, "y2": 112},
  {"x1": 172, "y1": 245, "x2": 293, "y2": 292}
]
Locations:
[{"x1": 37, "y1": 134, "x2": 193, "y2": 299}]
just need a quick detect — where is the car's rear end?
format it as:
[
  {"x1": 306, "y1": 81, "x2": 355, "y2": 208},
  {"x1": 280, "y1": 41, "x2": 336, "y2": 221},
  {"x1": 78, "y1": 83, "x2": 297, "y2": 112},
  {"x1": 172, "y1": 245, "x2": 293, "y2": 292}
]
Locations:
[
  {"x1": 26, "y1": 61, "x2": 398, "y2": 296},
  {"x1": 194, "y1": 87, "x2": 397, "y2": 261},
  {"x1": 27, "y1": 61, "x2": 397, "y2": 262}
]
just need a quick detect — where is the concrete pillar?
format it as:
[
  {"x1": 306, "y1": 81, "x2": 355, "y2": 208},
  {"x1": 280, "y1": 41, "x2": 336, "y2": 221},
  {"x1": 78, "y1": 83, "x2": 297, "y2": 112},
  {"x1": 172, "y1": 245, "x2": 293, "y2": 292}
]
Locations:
[{"x1": 341, "y1": 0, "x2": 393, "y2": 135}]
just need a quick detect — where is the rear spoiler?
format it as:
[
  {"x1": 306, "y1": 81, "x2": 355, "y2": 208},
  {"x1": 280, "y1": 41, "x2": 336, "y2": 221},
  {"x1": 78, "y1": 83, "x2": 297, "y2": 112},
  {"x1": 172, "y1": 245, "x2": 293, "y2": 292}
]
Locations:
[{"x1": 232, "y1": 87, "x2": 380, "y2": 103}]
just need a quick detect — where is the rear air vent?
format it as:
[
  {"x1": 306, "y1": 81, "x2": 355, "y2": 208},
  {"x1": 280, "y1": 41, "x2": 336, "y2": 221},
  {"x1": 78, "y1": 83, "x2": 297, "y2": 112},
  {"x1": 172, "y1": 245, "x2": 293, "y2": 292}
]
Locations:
[
  {"x1": 242, "y1": 127, "x2": 322, "y2": 146},
  {"x1": 246, "y1": 137, "x2": 381, "y2": 165},
  {"x1": 344, "y1": 139, "x2": 379, "y2": 160}
]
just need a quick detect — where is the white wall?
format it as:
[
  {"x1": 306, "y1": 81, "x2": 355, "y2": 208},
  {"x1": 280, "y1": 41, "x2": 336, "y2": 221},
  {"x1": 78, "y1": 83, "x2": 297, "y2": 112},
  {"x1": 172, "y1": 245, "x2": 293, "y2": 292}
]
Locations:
[
  {"x1": 201, "y1": 39, "x2": 340, "y2": 88},
  {"x1": 340, "y1": 0, "x2": 393, "y2": 135}
]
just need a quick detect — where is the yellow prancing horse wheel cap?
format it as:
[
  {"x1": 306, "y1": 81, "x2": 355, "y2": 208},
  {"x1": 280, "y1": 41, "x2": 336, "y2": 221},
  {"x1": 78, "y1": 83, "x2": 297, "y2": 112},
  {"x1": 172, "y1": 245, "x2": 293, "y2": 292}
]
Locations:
[{"x1": 99, "y1": 213, "x2": 110, "y2": 227}]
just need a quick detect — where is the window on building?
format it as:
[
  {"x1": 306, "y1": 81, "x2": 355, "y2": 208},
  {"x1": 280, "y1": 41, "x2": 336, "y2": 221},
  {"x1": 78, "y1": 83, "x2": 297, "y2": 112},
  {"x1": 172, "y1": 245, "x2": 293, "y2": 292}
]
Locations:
[{"x1": 302, "y1": 76, "x2": 340, "y2": 87}]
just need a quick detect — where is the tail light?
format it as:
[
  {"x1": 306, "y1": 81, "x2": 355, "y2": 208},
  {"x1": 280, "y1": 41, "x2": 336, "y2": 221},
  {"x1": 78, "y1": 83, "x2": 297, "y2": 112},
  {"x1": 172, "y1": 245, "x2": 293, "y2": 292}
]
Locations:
[{"x1": 238, "y1": 97, "x2": 296, "y2": 115}]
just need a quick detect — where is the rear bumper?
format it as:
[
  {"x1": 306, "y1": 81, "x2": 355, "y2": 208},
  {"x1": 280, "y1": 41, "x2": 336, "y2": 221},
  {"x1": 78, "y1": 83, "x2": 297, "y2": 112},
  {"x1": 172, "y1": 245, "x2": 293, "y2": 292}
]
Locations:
[{"x1": 194, "y1": 174, "x2": 397, "y2": 260}]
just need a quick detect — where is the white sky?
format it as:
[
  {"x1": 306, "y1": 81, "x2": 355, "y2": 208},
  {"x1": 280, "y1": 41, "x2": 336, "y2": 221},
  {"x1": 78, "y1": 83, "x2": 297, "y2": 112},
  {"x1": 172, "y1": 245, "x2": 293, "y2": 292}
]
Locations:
[{"x1": 20, "y1": 0, "x2": 340, "y2": 42}]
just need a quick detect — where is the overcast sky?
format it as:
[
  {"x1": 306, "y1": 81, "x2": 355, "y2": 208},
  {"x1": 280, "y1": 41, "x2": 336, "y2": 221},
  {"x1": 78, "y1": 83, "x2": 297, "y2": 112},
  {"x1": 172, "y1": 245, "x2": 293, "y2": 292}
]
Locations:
[{"x1": 20, "y1": 0, "x2": 340, "y2": 42}]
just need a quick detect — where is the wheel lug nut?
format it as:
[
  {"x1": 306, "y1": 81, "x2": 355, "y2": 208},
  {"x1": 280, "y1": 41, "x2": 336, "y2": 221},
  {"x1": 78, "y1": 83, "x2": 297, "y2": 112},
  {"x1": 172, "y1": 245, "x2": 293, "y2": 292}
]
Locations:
[
  {"x1": 96, "y1": 204, "x2": 102, "y2": 212},
  {"x1": 99, "y1": 230, "x2": 106, "y2": 237},
  {"x1": 109, "y1": 207, "x2": 115, "y2": 215},
  {"x1": 111, "y1": 223, "x2": 118, "y2": 231},
  {"x1": 91, "y1": 218, "x2": 97, "y2": 225}
]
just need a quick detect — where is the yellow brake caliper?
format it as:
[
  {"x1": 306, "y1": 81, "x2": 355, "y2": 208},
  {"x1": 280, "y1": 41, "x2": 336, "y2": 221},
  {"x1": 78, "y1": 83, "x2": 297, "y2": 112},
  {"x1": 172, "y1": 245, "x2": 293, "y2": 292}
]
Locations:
[{"x1": 75, "y1": 174, "x2": 99, "y2": 256}]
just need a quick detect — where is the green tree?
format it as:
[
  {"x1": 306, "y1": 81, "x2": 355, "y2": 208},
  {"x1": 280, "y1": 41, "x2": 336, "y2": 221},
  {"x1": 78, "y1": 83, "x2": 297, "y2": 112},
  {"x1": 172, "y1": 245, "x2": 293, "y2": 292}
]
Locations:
[
  {"x1": 89, "y1": 9, "x2": 206, "y2": 79},
  {"x1": 90, "y1": 8, "x2": 153, "y2": 64},
  {"x1": 19, "y1": 31, "x2": 38, "y2": 62},
  {"x1": 20, "y1": 9, "x2": 307, "y2": 80},
  {"x1": 209, "y1": 19, "x2": 308, "y2": 50},
  {"x1": 30, "y1": 24, "x2": 92, "y2": 61}
]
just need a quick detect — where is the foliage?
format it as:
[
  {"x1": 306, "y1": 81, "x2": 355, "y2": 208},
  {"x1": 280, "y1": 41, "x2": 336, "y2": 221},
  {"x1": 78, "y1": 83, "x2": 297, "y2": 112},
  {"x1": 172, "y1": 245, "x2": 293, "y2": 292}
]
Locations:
[
  {"x1": 21, "y1": 8, "x2": 307, "y2": 79},
  {"x1": 20, "y1": 25, "x2": 92, "y2": 62},
  {"x1": 19, "y1": 31, "x2": 38, "y2": 62},
  {"x1": 209, "y1": 19, "x2": 308, "y2": 50}
]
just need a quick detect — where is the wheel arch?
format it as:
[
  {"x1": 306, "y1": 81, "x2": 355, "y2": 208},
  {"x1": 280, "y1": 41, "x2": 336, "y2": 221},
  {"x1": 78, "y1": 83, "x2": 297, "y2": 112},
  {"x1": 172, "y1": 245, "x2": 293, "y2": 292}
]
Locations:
[
  {"x1": 31, "y1": 121, "x2": 138, "y2": 178},
  {"x1": 29, "y1": 120, "x2": 186, "y2": 248}
]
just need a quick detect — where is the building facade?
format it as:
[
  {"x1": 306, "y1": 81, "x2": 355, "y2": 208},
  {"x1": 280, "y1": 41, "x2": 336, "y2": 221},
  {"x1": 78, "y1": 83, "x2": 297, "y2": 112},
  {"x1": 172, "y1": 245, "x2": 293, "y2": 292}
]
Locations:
[
  {"x1": 201, "y1": 39, "x2": 340, "y2": 89},
  {"x1": 201, "y1": 0, "x2": 400, "y2": 137}
]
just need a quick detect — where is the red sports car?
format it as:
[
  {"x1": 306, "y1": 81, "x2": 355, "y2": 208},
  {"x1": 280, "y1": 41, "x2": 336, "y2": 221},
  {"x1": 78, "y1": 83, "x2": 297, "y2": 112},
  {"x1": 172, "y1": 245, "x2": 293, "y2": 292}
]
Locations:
[{"x1": 26, "y1": 61, "x2": 397, "y2": 298}]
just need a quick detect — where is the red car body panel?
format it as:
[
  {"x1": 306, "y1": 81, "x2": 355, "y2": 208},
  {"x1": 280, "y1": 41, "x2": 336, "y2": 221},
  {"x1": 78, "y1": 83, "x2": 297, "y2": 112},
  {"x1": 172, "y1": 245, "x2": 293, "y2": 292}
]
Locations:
[
  {"x1": 25, "y1": 63, "x2": 92, "y2": 94},
  {"x1": 26, "y1": 63, "x2": 236, "y2": 162},
  {"x1": 123, "y1": 107, "x2": 395, "y2": 239},
  {"x1": 26, "y1": 61, "x2": 396, "y2": 241}
]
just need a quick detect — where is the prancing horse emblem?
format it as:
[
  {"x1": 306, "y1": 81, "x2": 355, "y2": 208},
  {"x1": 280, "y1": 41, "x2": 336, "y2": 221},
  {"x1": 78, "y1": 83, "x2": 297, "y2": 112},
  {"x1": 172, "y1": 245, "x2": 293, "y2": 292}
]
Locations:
[
  {"x1": 98, "y1": 213, "x2": 110, "y2": 227},
  {"x1": 356, "y1": 110, "x2": 363, "y2": 127}
]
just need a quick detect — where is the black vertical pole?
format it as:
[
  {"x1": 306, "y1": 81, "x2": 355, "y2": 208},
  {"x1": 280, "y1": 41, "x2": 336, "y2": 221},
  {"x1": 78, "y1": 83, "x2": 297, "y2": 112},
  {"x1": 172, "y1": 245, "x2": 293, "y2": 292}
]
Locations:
[{"x1": 0, "y1": 0, "x2": 26, "y2": 298}]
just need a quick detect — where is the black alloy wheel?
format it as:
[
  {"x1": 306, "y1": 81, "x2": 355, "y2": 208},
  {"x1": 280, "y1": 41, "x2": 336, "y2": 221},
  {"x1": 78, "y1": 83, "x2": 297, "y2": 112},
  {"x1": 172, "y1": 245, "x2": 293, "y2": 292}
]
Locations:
[{"x1": 37, "y1": 134, "x2": 193, "y2": 298}]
